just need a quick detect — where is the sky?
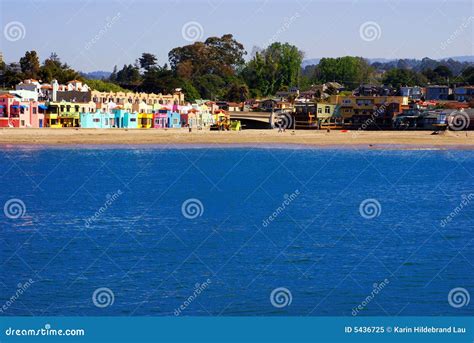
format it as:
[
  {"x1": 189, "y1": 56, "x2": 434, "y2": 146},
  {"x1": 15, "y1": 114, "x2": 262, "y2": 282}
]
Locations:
[{"x1": 0, "y1": 0, "x2": 473, "y2": 72}]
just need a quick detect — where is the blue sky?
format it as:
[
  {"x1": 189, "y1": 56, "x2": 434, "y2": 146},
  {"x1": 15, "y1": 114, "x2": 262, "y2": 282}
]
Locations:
[{"x1": 1, "y1": 0, "x2": 473, "y2": 72}]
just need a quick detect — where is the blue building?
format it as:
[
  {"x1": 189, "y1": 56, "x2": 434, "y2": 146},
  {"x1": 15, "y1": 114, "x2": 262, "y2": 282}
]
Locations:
[
  {"x1": 113, "y1": 109, "x2": 138, "y2": 128},
  {"x1": 167, "y1": 111, "x2": 181, "y2": 128},
  {"x1": 80, "y1": 112, "x2": 115, "y2": 128},
  {"x1": 426, "y1": 86, "x2": 452, "y2": 101}
]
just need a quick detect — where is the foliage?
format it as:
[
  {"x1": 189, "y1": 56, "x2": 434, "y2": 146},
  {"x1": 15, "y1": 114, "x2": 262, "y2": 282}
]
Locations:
[
  {"x1": 241, "y1": 42, "x2": 303, "y2": 97},
  {"x1": 86, "y1": 79, "x2": 128, "y2": 92},
  {"x1": 382, "y1": 68, "x2": 427, "y2": 88},
  {"x1": 312, "y1": 57, "x2": 373, "y2": 89}
]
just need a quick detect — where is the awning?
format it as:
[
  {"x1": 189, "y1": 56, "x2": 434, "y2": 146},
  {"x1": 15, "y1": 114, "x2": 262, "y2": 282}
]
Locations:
[
  {"x1": 38, "y1": 104, "x2": 48, "y2": 110},
  {"x1": 0, "y1": 105, "x2": 4, "y2": 108},
  {"x1": 11, "y1": 105, "x2": 19, "y2": 109},
  {"x1": 20, "y1": 105, "x2": 28, "y2": 109}
]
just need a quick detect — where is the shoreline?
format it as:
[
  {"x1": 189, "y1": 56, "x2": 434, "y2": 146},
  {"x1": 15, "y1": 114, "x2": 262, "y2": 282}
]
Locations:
[{"x1": 1, "y1": 128, "x2": 474, "y2": 149}]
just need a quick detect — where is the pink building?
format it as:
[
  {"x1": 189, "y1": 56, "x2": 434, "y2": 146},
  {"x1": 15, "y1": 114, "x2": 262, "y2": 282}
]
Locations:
[{"x1": 0, "y1": 94, "x2": 44, "y2": 128}]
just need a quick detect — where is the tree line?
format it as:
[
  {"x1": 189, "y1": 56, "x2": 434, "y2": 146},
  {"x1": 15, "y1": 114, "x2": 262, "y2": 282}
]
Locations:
[{"x1": 1, "y1": 34, "x2": 473, "y2": 102}]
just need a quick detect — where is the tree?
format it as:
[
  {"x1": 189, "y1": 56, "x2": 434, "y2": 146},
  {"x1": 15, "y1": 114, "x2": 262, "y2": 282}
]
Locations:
[
  {"x1": 460, "y1": 66, "x2": 474, "y2": 85},
  {"x1": 139, "y1": 53, "x2": 158, "y2": 72},
  {"x1": 241, "y1": 42, "x2": 303, "y2": 96},
  {"x1": 226, "y1": 82, "x2": 249, "y2": 102},
  {"x1": 40, "y1": 52, "x2": 80, "y2": 83},
  {"x1": 19, "y1": 51, "x2": 40, "y2": 79},
  {"x1": 169, "y1": 34, "x2": 246, "y2": 98},
  {"x1": 383, "y1": 68, "x2": 427, "y2": 88},
  {"x1": 313, "y1": 56, "x2": 373, "y2": 89}
]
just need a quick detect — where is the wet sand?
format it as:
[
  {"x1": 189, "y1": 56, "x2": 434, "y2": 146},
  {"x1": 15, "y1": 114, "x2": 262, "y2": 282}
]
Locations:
[{"x1": 0, "y1": 128, "x2": 473, "y2": 149}]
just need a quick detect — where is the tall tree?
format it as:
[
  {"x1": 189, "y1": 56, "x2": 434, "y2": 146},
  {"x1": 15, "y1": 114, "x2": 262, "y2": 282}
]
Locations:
[
  {"x1": 242, "y1": 42, "x2": 303, "y2": 97},
  {"x1": 139, "y1": 53, "x2": 158, "y2": 72},
  {"x1": 19, "y1": 51, "x2": 40, "y2": 79}
]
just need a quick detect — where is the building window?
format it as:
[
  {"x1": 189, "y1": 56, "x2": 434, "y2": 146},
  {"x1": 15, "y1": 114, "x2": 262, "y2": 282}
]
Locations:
[
  {"x1": 325, "y1": 106, "x2": 330, "y2": 114},
  {"x1": 33, "y1": 107, "x2": 37, "y2": 114},
  {"x1": 93, "y1": 118, "x2": 100, "y2": 123}
]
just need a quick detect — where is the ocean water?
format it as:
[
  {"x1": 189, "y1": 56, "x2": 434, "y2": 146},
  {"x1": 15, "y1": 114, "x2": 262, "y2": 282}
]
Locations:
[{"x1": 0, "y1": 146, "x2": 473, "y2": 316}]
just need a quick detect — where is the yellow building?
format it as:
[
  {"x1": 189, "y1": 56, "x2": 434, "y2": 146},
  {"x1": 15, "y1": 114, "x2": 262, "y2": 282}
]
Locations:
[
  {"x1": 45, "y1": 100, "x2": 96, "y2": 127},
  {"x1": 137, "y1": 113, "x2": 153, "y2": 128}
]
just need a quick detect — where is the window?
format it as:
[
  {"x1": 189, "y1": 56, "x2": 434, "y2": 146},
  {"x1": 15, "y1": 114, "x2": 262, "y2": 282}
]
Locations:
[
  {"x1": 325, "y1": 106, "x2": 330, "y2": 114},
  {"x1": 105, "y1": 119, "x2": 109, "y2": 125},
  {"x1": 130, "y1": 118, "x2": 136, "y2": 122},
  {"x1": 173, "y1": 119, "x2": 178, "y2": 124},
  {"x1": 317, "y1": 108, "x2": 322, "y2": 114},
  {"x1": 93, "y1": 118, "x2": 100, "y2": 123},
  {"x1": 33, "y1": 108, "x2": 37, "y2": 114}
]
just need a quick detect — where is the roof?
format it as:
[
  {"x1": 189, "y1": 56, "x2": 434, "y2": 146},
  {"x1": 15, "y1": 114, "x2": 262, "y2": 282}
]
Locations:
[{"x1": 0, "y1": 94, "x2": 16, "y2": 99}]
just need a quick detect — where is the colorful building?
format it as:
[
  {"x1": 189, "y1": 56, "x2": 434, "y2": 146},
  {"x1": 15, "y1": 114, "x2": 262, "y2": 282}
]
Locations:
[
  {"x1": 153, "y1": 110, "x2": 168, "y2": 128},
  {"x1": 113, "y1": 109, "x2": 138, "y2": 128},
  {"x1": 45, "y1": 101, "x2": 96, "y2": 127},
  {"x1": 167, "y1": 111, "x2": 181, "y2": 128},
  {"x1": 0, "y1": 94, "x2": 44, "y2": 128},
  {"x1": 80, "y1": 112, "x2": 115, "y2": 128},
  {"x1": 138, "y1": 113, "x2": 153, "y2": 128}
]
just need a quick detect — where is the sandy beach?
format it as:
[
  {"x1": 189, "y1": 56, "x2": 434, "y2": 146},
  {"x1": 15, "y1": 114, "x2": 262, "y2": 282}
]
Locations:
[{"x1": 1, "y1": 128, "x2": 474, "y2": 148}]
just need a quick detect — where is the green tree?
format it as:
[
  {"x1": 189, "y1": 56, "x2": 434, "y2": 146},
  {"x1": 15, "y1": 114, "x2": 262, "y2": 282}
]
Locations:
[
  {"x1": 383, "y1": 68, "x2": 427, "y2": 87},
  {"x1": 313, "y1": 56, "x2": 373, "y2": 89},
  {"x1": 19, "y1": 51, "x2": 40, "y2": 79},
  {"x1": 241, "y1": 42, "x2": 303, "y2": 96},
  {"x1": 139, "y1": 53, "x2": 158, "y2": 72}
]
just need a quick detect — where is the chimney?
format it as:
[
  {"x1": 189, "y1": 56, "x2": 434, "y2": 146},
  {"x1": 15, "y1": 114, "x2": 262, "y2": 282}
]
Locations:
[{"x1": 52, "y1": 79, "x2": 59, "y2": 102}]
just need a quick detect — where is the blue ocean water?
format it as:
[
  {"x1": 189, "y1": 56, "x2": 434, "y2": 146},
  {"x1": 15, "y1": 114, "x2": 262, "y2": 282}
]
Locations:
[{"x1": 0, "y1": 146, "x2": 473, "y2": 316}]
